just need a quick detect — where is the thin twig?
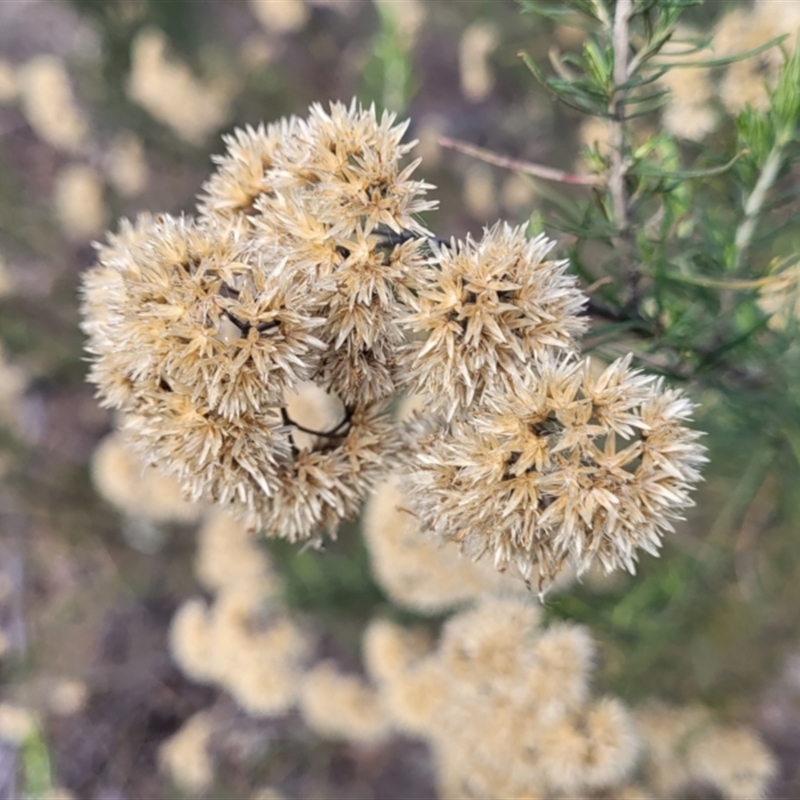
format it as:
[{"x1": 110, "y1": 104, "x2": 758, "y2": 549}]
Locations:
[
  {"x1": 732, "y1": 143, "x2": 785, "y2": 274},
  {"x1": 608, "y1": 0, "x2": 640, "y2": 311},
  {"x1": 584, "y1": 297, "x2": 626, "y2": 322},
  {"x1": 608, "y1": 0, "x2": 631, "y2": 229},
  {"x1": 585, "y1": 276, "x2": 613, "y2": 294},
  {"x1": 717, "y1": 141, "x2": 786, "y2": 314},
  {"x1": 281, "y1": 406, "x2": 352, "y2": 438},
  {"x1": 438, "y1": 136, "x2": 603, "y2": 186},
  {"x1": 374, "y1": 228, "x2": 451, "y2": 250}
]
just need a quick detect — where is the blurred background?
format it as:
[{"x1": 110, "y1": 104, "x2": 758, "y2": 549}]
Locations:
[{"x1": 1, "y1": 0, "x2": 800, "y2": 798}]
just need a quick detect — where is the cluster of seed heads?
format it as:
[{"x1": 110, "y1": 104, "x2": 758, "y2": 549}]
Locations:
[{"x1": 81, "y1": 100, "x2": 706, "y2": 592}]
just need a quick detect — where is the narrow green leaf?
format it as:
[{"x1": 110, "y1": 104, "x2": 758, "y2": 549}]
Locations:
[
  {"x1": 631, "y1": 151, "x2": 749, "y2": 181},
  {"x1": 658, "y1": 35, "x2": 788, "y2": 69}
]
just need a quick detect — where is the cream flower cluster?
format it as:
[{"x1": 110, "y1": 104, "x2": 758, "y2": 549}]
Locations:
[
  {"x1": 405, "y1": 353, "x2": 707, "y2": 590},
  {"x1": 169, "y1": 511, "x2": 310, "y2": 717},
  {"x1": 165, "y1": 524, "x2": 775, "y2": 800},
  {"x1": 350, "y1": 599, "x2": 638, "y2": 799},
  {"x1": 82, "y1": 102, "x2": 422, "y2": 543},
  {"x1": 81, "y1": 100, "x2": 704, "y2": 584}
]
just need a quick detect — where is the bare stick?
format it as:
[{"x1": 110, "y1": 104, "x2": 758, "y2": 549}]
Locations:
[
  {"x1": 607, "y1": 0, "x2": 640, "y2": 311},
  {"x1": 438, "y1": 136, "x2": 603, "y2": 187},
  {"x1": 733, "y1": 143, "x2": 785, "y2": 274}
]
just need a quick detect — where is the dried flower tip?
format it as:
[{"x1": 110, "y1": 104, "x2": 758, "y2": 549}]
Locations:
[
  {"x1": 399, "y1": 222, "x2": 587, "y2": 418},
  {"x1": 198, "y1": 118, "x2": 298, "y2": 225},
  {"x1": 714, "y1": 2, "x2": 800, "y2": 114},
  {"x1": 272, "y1": 99, "x2": 436, "y2": 234}
]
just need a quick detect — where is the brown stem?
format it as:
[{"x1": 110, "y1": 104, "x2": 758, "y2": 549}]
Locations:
[
  {"x1": 281, "y1": 406, "x2": 353, "y2": 438},
  {"x1": 438, "y1": 136, "x2": 603, "y2": 186}
]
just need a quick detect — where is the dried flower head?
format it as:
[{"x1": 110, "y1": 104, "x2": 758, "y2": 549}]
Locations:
[
  {"x1": 372, "y1": 597, "x2": 637, "y2": 799},
  {"x1": 246, "y1": 399, "x2": 399, "y2": 542},
  {"x1": 687, "y1": 724, "x2": 777, "y2": 800},
  {"x1": 119, "y1": 396, "x2": 288, "y2": 510},
  {"x1": 306, "y1": 233, "x2": 427, "y2": 405},
  {"x1": 248, "y1": 0, "x2": 308, "y2": 34},
  {"x1": 108, "y1": 131, "x2": 149, "y2": 197},
  {"x1": 126, "y1": 27, "x2": 233, "y2": 144},
  {"x1": 17, "y1": 55, "x2": 88, "y2": 153},
  {"x1": 362, "y1": 475, "x2": 517, "y2": 613},
  {"x1": 459, "y1": 21, "x2": 499, "y2": 103},
  {"x1": 53, "y1": 163, "x2": 107, "y2": 241},
  {"x1": 169, "y1": 597, "x2": 217, "y2": 685},
  {"x1": 634, "y1": 702, "x2": 776, "y2": 800},
  {"x1": 268, "y1": 99, "x2": 436, "y2": 235},
  {"x1": 657, "y1": 27, "x2": 718, "y2": 142},
  {"x1": 81, "y1": 213, "x2": 338, "y2": 526},
  {"x1": 299, "y1": 661, "x2": 390, "y2": 742},
  {"x1": 243, "y1": 101, "x2": 435, "y2": 404},
  {"x1": 362, "y1": 618, "x2": 432, "y2": 684},
  {"x1": 538, "y1": 697, "x2": 640, "y2": 794},
  {"x1": 158, "y1": 711, "x2": 215, "y2": 793},
  {"x1": 170, "y1": 586, "x2": 310, "y2": 717},
  {"x1": 198, "y1": 119, "x2": 298, "y2": 225},
  {"x1": 194, "y1": 509, "x2": 277, "y2": 594},
  {"x1": 399, "y1": 223, "x2": 587, "y2": 418},
  {"x1": 91, "y1": 431, "x2": 203, "y2": 524},
  {"x1": 714, "y1": 0, "x2": 800, "y2": 115},
  {"x1": 0, "y1": 703, "x2": 36, "y2": 744},
  {"x1": 83, "y1": 213, "x2": 324, "y2": 418},
  {"x1": 404, "y1": 353, "x2": 706, "y2": 591},
  {"x1": 79, "y1": 99, "x2": 707, "y2": 590}
]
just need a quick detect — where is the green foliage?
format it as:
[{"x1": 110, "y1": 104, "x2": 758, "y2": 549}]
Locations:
[
  {"x1": 360, "y1": 2, "x2": 418, "y2": 113},
  {"x1": 518, "y1": 0, "x2": 800, "y2": 708},
  {"x1": 268, "y1": 522, "x2": 385, "y2": 621},
  {"x1": 22, "y1": 729, "x2": 54, "y2": 800}
]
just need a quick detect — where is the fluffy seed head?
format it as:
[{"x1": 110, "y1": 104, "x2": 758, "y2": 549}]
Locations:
[
  {"x1": 299, "y1": 661, "x2": 390, "y2": 742},
  {"x1": 404, "y1": 353, "x2": 707, "y2": 591},
  {"x1": 198, "y1": 118, "x2": 298, "y2": 225},
  {"x1": 399, "y1": 222, "x2": 587, "y2": 418},
  {"x1": 268, "y1": 99, "x2": 436, "y2": 235},
  {"x1": 82, "y1": 213, "x2": 326, "y2": 419},
  {"x1": 246, "y1": 398, "x2": 401, "y2": 542}
]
